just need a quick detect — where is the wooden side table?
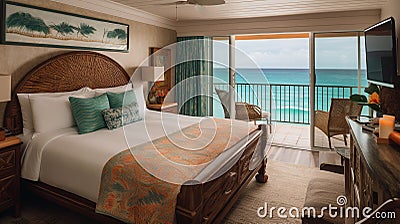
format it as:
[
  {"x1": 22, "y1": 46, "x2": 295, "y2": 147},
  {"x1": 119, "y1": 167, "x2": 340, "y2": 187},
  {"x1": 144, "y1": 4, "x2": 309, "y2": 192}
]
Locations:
[
  {"x1": 0, "y1": 136, "x2": 22, "y2": 217},
  {"x1": 147, "y1": 102, "x2": 178, "y2": 114}
]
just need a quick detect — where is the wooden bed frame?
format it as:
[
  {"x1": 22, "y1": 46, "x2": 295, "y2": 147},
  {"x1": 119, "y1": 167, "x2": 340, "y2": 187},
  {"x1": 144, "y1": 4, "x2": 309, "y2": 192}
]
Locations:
[{"x1": 3, "y1": 51, "x2": 268, "y2": 224}]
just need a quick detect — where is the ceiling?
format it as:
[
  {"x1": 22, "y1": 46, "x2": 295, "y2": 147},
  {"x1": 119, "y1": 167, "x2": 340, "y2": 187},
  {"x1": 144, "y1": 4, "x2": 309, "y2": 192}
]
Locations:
[{"x1": 110, "y1": 0, "x2": 388, "y2": 21}]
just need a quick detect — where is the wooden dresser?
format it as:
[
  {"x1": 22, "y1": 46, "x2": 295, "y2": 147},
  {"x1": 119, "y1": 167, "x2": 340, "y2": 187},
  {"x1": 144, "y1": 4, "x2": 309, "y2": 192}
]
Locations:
[
  {"x1": 0, "y1": 136, "x2": 22, "y2": 217},
  {"x1": 347, "y1": 118, "x2": 400, "y2": 222}
]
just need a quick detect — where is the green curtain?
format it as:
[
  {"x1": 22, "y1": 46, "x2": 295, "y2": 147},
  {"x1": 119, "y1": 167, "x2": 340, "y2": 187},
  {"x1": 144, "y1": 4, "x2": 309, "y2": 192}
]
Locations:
[{"x1": 175, "y1": 36, "x2": 213, "y2": 116}]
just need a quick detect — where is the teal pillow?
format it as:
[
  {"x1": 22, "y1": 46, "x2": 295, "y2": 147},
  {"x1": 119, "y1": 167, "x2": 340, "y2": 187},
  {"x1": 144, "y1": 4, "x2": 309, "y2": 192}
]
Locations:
[
  {"x1": 102, "y1": 103, "x2": 142, "y2": 130},
  {"x1": 69, "y1": 94, "x2": 110, "y2": 134},
  {"x1": 107, "y1": 90, "x2": 137, "y2": 108}
]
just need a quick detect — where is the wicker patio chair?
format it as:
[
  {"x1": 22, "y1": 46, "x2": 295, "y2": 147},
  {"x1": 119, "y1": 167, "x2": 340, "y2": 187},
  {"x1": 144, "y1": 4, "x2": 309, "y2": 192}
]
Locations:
[
  {"x1": 315, "y1": 98, "x2": 362, "y2": 149},
  {"x1": 215, "y1": 89, "x2": 271, "y2": 132},
  {"x1": 235, "y1": 101, "x2": 271, "y2": 125}
]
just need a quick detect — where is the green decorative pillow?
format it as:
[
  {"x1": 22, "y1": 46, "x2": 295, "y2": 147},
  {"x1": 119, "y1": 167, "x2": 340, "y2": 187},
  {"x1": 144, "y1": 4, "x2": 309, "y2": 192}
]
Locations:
[
  {"x1": 107, "y1": 90, "x2": 137, "y2": 108},
  {"x1": 69, "y1": 94, "x2": 110, "y2": 134},
  {"x1": 102, "y1": 103, "x2": 142, "y2": 130}
]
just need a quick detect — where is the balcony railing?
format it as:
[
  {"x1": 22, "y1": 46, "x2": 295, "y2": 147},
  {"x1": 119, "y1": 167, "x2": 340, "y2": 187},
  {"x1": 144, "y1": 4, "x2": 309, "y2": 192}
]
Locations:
[{"x1": 214, "y1": 83, "x2": 364, "y2": 124}]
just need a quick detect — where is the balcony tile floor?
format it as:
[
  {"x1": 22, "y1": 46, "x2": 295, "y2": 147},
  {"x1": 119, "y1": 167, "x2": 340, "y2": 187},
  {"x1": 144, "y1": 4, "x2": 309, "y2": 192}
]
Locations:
[{"x1": 271, "y1": 123, "x2": 348, "y2": 150}]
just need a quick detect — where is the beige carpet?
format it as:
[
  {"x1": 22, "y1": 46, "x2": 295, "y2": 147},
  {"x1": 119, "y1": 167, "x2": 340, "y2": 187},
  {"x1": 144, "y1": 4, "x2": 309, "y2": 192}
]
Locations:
[
  {"x1": 0, "y1": 160, "x2": 318, "y2": 224},
  {"x1": 223, "y1": 160, "x2": 318, "y2": 223}
]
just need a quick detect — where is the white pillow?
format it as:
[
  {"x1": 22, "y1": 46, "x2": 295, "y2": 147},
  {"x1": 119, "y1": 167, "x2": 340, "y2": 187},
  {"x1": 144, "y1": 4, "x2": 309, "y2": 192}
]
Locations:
[
  {"x1": 17, "y1": 87, "x2": 93, "y2": 134},
  {"x1": 26, "y1": 88, "x2": 94, "y2": 134},
  {"x1": 30, "y1": 96, "x2": 74, "y2": 133},
  {"x1": 94, "y1": 83, "x2": 133, "y2": 96},
  {"x1": 132, "y1": 83, "x2": 145, "y2": 117}
]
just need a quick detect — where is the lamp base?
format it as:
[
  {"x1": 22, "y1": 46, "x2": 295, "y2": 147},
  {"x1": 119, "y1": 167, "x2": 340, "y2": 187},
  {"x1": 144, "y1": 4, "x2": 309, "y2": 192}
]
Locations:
[{"x1": 0, "y1": 128, "x2": 5, "y2": 141}]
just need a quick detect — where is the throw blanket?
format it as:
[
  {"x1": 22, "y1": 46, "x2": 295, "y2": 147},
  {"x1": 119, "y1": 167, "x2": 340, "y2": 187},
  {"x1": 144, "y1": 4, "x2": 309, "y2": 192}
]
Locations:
[{"x1": 96, "y1": 118, "x2": 257, "y2": 223}]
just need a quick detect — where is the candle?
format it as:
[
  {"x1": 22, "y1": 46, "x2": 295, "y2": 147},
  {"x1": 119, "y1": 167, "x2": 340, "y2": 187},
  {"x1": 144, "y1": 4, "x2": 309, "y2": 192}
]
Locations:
[
  {"x1": 383, "y1": 115, "x2": 395, "y2": 127},
  {"x1": 379, "y1": 118, "x2": 395, "y2": 139}
]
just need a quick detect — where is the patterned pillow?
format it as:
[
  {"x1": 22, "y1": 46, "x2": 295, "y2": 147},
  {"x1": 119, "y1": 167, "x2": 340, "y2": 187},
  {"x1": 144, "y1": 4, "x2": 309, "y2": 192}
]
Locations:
[
  {"x1": 69, "y1": 94, "x2": 110, "y2": 134},
  {"x1": 102, "y1": 103, "x2": 142, "y2": 130},
  {"x1": 107, "y1": 90, "x2": 137, "y2": 108}
]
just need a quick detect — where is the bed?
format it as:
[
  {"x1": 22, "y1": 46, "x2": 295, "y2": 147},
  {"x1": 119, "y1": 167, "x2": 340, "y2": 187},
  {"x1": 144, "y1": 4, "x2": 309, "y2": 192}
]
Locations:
[{"x1": 3, "y1": 51, "x2": 269, "y2": 224}]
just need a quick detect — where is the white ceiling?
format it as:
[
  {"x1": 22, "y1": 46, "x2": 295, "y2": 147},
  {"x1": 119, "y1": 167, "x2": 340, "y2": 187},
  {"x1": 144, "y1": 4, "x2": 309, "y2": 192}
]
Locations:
[{"x1": 110, "y1": 0, "x2": 388, "y2": 21}]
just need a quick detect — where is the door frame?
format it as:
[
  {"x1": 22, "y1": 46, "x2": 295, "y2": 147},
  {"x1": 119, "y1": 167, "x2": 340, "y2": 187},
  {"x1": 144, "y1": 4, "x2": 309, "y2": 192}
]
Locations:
[{"x1": 310, "y1": 30, "x2": 364, "y2": 149}]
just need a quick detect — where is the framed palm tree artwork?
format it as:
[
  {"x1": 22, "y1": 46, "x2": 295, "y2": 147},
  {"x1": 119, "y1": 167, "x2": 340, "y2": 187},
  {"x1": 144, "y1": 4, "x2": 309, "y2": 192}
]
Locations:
[{"x1": 0, "y1": 1, "x2": 129, "y2": 52}]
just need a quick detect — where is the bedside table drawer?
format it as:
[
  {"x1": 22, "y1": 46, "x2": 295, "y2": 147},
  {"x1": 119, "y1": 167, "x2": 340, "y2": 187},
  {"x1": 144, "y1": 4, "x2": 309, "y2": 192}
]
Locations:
[
  {"x1": 0, "y1": 175, "x2": 16, "y2": 206},
  {"x1": 0, "y1": 150, "x2": 15, "y2": 173},
  {"x1": 0, "y1": 136, "x2": 21, "y2": 217}
]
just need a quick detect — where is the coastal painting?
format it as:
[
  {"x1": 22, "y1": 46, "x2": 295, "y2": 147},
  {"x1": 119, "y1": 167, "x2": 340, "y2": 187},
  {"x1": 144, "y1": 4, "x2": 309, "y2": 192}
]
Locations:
[{"x1": 1, "y1": 1, "x2": 129, "y2": 52}]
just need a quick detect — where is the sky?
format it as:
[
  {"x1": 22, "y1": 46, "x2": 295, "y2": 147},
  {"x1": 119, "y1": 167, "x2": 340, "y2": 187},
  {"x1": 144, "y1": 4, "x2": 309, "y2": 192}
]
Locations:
[{"x1": 213, "y1": 37, "x2": 367, "y2": 69}]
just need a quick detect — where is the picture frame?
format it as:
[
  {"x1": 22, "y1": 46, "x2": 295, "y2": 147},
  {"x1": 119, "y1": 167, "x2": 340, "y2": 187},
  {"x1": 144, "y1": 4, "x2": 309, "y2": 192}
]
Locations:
[{"x1": 0, "y1": 1, "x2": 129, "y2": 52}]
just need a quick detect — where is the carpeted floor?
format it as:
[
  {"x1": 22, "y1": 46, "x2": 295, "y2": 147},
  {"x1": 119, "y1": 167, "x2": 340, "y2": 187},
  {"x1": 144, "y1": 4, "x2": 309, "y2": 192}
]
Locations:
[
  {"x1": 0, "y1": 160, "x2": 319, "y2": 224},
  {"x1": 223, "y1": 160, "x2": 317, "y2": 223}
]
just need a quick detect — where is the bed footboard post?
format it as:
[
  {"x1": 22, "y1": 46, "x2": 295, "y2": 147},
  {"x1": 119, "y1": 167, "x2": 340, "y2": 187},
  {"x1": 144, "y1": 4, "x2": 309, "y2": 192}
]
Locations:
[
  {"x1": 255, "y1": 158, "x2": 268, "y2": 183},
  {"x1": 176, "y1": 181, "x2": 203, "y2": 224},
  {"x1": 255, "y1": 124, "x2": 268, "y2": 183}
]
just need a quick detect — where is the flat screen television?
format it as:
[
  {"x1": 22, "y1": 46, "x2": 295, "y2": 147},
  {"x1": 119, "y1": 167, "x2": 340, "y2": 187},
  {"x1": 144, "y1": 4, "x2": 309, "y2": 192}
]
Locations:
[{"x1": 364, "y1": 17, "x2": 397, "y2": 88}]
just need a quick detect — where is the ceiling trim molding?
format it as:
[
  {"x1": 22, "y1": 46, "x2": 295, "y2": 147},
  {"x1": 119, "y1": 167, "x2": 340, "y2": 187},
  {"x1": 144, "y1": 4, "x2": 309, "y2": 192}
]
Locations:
[
  {"x1": 176, "y1": 9, "x2": 381, "y2": 36},
  {"x1": 51, "y1": 0, "x2": 177, "y2": 30}
]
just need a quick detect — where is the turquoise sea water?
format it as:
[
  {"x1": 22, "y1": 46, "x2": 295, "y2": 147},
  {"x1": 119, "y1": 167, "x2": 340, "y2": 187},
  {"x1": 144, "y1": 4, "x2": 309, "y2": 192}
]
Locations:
[
  {"x1": 214, "y1": 68, "x2": 368, "y2": 86},
  {"x1": 213, "y1": 68, "x2": 368, "y2": 122}
]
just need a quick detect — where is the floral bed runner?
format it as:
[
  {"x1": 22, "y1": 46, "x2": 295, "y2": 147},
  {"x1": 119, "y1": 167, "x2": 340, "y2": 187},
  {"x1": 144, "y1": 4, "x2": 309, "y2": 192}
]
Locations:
[{"x1": 96, "y1": 118, "x2": 257, "y2": 223}]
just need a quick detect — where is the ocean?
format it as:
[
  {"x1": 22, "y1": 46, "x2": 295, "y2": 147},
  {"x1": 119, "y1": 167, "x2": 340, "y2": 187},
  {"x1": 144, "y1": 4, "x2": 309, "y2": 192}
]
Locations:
[{"x1": 213, "y1": 68, "x2": 368, "y2": 122}]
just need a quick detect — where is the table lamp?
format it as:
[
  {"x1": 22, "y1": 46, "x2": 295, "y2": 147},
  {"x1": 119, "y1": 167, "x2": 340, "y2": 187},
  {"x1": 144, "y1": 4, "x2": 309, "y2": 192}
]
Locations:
[
  {"x1": 0, "y1": 74, "x2": 11, "y2": 141},
  {"x1": 141, "y1": 67, "x2": 164, "y2": 104},
  {"x1": 141, "y1": 66, "x2": 164, "y2": 82}
]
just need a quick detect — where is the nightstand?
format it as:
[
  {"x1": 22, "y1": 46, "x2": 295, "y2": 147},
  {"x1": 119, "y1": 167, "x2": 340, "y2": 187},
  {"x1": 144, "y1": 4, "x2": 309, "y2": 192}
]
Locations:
[
  {"x1": 147, "y1": 102, "x2": 178, "y2": 114},
  {"x1": 0, "y1": 136, "x2": 22, "y2": 217}
]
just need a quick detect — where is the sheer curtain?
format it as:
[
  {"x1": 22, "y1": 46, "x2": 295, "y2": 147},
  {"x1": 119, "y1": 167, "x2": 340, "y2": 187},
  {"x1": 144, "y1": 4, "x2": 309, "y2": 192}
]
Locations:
[{"x1": 175, "y1": 36, "x2": 213, "y2": 116}]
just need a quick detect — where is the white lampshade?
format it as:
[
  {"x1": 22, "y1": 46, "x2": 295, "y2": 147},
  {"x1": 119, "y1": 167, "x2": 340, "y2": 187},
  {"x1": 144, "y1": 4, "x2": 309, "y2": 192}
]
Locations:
[
  {"x1": 141, "y1": 67, "x2": 164, "y2": 82},
  {"x1": 0, "y1": 74, "x2": 11, "y2": 102}
]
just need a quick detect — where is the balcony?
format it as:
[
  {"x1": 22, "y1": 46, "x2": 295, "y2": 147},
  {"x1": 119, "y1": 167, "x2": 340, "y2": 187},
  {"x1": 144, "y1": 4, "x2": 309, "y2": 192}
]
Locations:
[
  {"x1": 215, "y1": 83, "x2": 360, "y2": 124},
  {"x1": 215, "y1": 83, "x2": 364, "y2": 149},
  {"x1": 273, "y1": 123, "x2": 348, "y2": 149}
]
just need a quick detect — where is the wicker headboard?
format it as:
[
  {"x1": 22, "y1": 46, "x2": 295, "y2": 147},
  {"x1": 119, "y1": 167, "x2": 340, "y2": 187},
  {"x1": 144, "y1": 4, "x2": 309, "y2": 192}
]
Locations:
[{"x1": 4, "y1": 51, "x2": 130, "y2": 135}]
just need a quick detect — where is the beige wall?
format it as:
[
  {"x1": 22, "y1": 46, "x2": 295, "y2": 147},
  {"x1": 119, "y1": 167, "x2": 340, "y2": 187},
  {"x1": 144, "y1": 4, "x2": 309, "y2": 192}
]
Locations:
[{"x1": 0, "y1": 0, "x2": 177, "y2": 124}]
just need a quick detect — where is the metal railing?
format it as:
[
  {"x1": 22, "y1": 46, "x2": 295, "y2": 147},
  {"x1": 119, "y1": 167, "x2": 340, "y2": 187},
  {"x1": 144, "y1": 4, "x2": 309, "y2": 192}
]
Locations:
[{"x1": 214, "y1": 83, "x2": 363, "y2": 124}]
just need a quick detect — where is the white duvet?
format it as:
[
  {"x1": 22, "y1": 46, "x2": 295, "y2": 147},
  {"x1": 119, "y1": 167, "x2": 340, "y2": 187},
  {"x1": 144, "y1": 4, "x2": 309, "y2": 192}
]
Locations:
[
  {"x1": 21, "y1": 110, "x2": 262, "y2": 203},
  {"x1": 21, "y1": 110, "x2": 203, "y2": 202}
]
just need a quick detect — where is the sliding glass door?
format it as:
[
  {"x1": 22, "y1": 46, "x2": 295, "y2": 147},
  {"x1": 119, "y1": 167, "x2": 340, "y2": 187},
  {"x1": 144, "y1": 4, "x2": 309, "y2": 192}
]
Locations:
[
  {"x1": 312, "y1": 32, "x2": 367, "y2": 148},
  {"x1": 208, "y1": 32, "x2": 366, "y2": 149}
]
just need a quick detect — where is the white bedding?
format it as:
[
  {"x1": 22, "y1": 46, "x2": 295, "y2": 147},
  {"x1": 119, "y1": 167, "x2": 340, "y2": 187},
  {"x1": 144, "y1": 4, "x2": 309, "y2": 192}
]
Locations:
[
  {"x1": 21, "y1": 109, "x2": 261, "y2": 203},
  {"x1": 21, "y1": 109, "x2": 202, "y2": 202}
]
